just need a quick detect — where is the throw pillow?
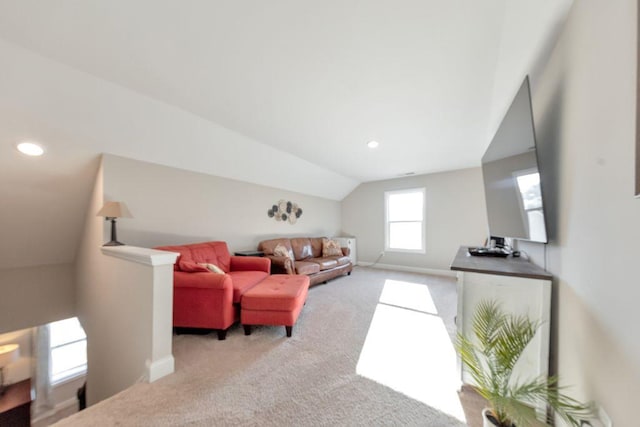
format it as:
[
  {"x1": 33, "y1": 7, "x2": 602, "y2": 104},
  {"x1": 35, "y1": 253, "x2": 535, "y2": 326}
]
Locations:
[
  {"x1": 273, "y1": 243, "x2": 292, "y2": 260},
  {"x1": 322, "y1": 238, "x2": 343, "y2": 257},
  {"x1": 198, "y1": 263, "x2": 225, "y2": 274},
  {"x1": 179, "y1": 261, "x2": 210, "y2": 273}
]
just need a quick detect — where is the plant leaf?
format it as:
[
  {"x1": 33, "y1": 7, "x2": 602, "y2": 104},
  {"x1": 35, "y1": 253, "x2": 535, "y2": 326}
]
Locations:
[{"x1": 456, "y1": 299, "x2": 593, "y2": 427}]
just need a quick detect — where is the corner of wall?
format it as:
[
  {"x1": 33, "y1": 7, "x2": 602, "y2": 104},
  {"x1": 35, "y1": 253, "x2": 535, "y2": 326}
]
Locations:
[{"x1": 74, "y1": 156, "x2": 105, "y2": 405}]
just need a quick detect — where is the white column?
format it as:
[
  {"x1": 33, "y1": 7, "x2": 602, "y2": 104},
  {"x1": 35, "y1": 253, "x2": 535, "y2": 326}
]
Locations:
[{"x1": 100, "y1": 246, "x2": 178, "y2": 383}]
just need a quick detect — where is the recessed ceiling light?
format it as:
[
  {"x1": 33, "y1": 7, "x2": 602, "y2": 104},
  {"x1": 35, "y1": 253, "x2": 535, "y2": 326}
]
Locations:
[
  {"x1": 367, "y1": 140, "x2": 379, "y2": 149},
  {"x1": 16, "y1": 142, "x2": 44, "y2": 156}
]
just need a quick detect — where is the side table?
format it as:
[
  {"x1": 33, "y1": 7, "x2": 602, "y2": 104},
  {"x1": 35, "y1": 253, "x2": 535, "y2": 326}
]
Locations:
[
  {"x1": 234, "y1": 250, "x2": 265, "y2": 257},
  {"x1": 0, "y1": 379, "x2": 32, "y2": 427}
]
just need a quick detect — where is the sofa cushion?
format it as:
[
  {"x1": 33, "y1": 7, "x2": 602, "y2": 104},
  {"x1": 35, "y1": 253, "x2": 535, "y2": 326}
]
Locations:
[
  {"x1": 157, "y1": 241, "x2": 232, "y2": 273},
  {"x1": 241, "y1": 275, "x2": 310, "y2": 312},
  {"x1": 290, "y1": 237, "x2": 313, "y2": 261},
  {"x1": 179, "y1": 261, "x2": 210, "y2": 272},
  {"x1": 322, "y1": 238, "x2": 343, "y2": 257},
  {"x1": 259, "y1": 239, "x2": 294, "y2": 258},
  {"x1": 227, "y1": 271, "x2": 269, "y2": 303},
  {"x1": 294, "y1": 260, "x2": 320, "y2": 275},
  {"x1": 309, "y1": 237, "x2": 324, "y2": 258},
  {"x1": 310, "y1": 257, "x2": 338, "y2": 271},
  {"x1": 273, "y1": 244, "x2": 293, "y2": 261},
  {"x1": 188, "y1": 242, "x2": 231, "y2": 272},
  {"x1": 331, "y1": 255, "x2": 351, "y2": 266}
]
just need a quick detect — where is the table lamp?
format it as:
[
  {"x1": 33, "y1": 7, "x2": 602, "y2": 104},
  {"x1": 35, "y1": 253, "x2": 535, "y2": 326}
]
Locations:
[
  {"x1": 0, "y1": 343, "x2": 19, "y2": 395},
  {"x1": 96, "y1": 201, "x2": 133, "y2": 246}
]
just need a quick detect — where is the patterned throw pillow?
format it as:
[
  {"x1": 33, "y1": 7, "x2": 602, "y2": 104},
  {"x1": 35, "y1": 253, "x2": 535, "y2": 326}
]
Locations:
[
  {"x1": 322, "y1": 238, "x2": 343, "y2": 257},
  {"x1": 273, "y1": 244, "x2": 292, "y2": 260},
  {"x1": 198, "y1": 263, "x2": 225, "y2": 274},
  {"x1": 179, "y1": 261, "x2": 210, "y2": 272}
]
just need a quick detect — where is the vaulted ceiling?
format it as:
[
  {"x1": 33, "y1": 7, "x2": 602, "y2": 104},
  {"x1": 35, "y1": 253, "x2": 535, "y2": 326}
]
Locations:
[{"x1": 0, "y1": 0, "x2": 573, "y2": 268}]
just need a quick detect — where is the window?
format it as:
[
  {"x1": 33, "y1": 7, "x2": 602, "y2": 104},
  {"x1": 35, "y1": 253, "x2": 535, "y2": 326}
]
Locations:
[
  {"x1": 385, "y1": 188, "x2": 425, "y2": 253},
  {"x1": 49, "y1": 317, "x2": 87, "y2": 385}
]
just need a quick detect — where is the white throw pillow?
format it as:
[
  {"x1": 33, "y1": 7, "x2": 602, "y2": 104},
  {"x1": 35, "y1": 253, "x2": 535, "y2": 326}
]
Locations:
[{"x1": 198, "y1": 263, "x2": 225, "y2": 274}]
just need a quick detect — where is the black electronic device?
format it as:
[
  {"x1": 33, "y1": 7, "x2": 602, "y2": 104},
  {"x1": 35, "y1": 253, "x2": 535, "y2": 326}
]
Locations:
[
  {"x1": 489, "y1": 236, "x2": 506, "y2": 248},
  {"x1": 468, "y1": 247, "x2": 510, "y2": 258}
]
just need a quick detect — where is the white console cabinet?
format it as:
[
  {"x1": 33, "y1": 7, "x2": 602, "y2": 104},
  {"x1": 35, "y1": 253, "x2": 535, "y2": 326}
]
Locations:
[
  {"x1": 332, "y1": 237, "x2": 356, "y2": 265},
  {"x1": 450, "y1": 246, "x2": 551, "y2": 414}
]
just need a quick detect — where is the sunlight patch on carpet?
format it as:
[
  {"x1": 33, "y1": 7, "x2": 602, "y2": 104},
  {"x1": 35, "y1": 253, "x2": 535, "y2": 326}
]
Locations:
[
  {"x1": 356, "y1": 279, "x2": 464, "y2": 421},
  {"x1": 378, "y1": 279, "x2": 439, "y2": 314}
]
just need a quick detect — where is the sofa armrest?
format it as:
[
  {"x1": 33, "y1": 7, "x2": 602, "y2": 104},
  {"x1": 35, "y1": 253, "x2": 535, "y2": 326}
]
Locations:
[
  {"x1": 265, "y1": 255, "x2": 294, "y2": 275},
  {"x1": 341, "y1": 247, "x2": 351, "y2": 257},
  {"x1": 172, "y1": 270, "x2": 235, "y2": 332},
  {"x1": 173, "y1": 271, "x2": 232, "y2": 290},
  {"x1": 230, "y1": 256, "x2": 271, "y2": 273}
]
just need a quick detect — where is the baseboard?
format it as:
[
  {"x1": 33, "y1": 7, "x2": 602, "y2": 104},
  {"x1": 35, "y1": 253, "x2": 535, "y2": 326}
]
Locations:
[
  {"x1": 32, "y1": 396, "x2": 78, "y2": 423},
  {"x1": 356, "y1": 262, "x2": 456, "y2": 278},
  {"x1": 146, "y1": 355, "x2": 175, "y2": 382}
]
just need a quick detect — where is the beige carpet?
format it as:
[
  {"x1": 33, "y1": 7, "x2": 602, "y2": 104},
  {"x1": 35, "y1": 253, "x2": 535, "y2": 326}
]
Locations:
[{"x1": 56, "y1": 267, "x2": 468, "y2": 426}]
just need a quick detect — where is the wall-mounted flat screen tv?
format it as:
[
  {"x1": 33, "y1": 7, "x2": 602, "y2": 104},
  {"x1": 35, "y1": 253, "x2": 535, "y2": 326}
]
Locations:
[{"x1": 481, "y1": 76, "x2": 548, "y2": 243}]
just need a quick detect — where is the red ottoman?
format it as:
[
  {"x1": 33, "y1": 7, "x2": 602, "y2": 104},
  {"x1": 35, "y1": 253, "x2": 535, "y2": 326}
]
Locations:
[{"x1": 241, "y1": 274, "x2": 310, "y2": 337}]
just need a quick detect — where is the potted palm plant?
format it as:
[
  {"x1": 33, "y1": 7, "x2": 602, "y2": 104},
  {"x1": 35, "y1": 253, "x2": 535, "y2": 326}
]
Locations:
[{"x1": 456, "y1": 300, "x2": 592, "y2": 427}]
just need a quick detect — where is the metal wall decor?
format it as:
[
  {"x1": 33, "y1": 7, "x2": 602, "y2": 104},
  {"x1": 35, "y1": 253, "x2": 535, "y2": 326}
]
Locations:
[{"x1": 268, "y1": 199, "x2": 303, "y2": 224}]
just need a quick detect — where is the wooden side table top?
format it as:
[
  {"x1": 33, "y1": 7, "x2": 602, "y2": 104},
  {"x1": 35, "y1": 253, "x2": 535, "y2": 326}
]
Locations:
[
  {"x1": 0, "y1": 379, "x2": 32, "y2": 413},
  {"x1": 450, "y1": 246, "x2": 552, "y2": 280},
  {"x1": 234, "y1": 250, "x2": 265, "y2": 257}
]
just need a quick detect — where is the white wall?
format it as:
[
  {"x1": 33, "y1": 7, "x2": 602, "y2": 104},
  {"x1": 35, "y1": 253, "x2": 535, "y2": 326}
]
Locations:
[
  {"x1": 487, "y1": 0, "x2": 574, "y2": 140},
  {"x1": 342, "y1": 167, "x2": 488, "y2": 271},
  {"x1": 0, "y1": 264, "x2": 75, "y2": 334},
  {"x1": 75, "y1": 160, "x2": 105, "y2": 405},
  {"x1": 0, "y1": 36, "x2": 356, "y2": 319},
  {"x1": 517, "y1": 0, "x2": 640, "y2": 424},
  {"x1": 102, "y1": 154, "x2": 342, "y2": 251}
]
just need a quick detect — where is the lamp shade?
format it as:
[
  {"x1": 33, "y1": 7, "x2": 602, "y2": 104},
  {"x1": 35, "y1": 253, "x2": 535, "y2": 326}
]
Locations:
[
  {"x1": 0, "y1": 344, "x2": 19, "y2": 367},
  {"x1": 96, "y1": 201, "x2": 133, "y2": 219}
]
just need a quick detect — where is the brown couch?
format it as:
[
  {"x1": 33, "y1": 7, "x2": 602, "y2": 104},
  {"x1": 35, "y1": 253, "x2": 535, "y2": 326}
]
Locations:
[{"x1": 258, "y1": 237, "x2": 352, "y2": 286}]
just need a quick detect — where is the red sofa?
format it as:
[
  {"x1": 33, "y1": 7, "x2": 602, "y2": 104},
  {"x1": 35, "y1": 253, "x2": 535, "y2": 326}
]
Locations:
[{"x1": 155, "y1": 241, "x2": 270, "y2": 340}]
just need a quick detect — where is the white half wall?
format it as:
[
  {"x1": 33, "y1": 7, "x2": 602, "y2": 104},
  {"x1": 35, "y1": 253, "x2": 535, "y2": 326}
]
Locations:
[
  {"x1": 341, "y1": 167, "x2": 488, "y2": 271},
  {"x1": 76, "y1": 160, "x2": 178, "y2": 405},
  {"x1": 101, "y1": 154, "x2": 342, "y2": 250}
]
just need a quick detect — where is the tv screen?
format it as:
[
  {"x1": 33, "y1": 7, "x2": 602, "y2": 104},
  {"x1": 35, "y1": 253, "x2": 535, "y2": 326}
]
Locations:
[{"x1": 481, "y1": 76, "x2": 547, "y2": 243}]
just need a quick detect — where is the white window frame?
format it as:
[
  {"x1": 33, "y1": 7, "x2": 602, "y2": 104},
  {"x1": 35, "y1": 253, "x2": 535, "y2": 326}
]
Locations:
[
  {"x1": 49, "y1": 317, "x2": 87, "y2": 386},
  {"x1": 384, "y1": 187, "x2": 426, "y2": 254}
]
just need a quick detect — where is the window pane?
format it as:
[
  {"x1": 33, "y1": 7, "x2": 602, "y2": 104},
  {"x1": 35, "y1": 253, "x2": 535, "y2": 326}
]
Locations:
[
  {"x1": 51, "y1": 340, "x2": 87, "y2": 382},
  {"x1": 388, "y1": 192, "x2": 423, "y2": 222},
  {"x1": 49, "y1": 316, "x2": 87, "y2": 384},
  {"x1": 50, "y1": 317, "x2": 86, "y2": 347},
  {"x1": 389, "y1": 222, "x2": 423, "y2": 250}
]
